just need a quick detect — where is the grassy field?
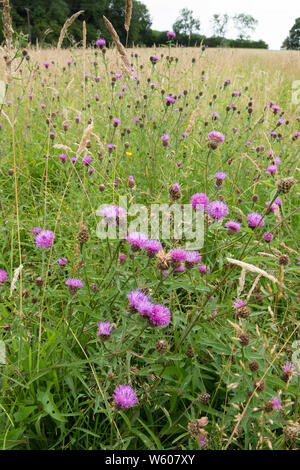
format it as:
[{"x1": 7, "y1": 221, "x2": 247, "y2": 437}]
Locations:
[{"x1": 0, "y1": 43, "x2": 299, "y2": 450}]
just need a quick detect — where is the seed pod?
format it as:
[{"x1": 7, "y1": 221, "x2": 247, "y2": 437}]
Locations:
[
  {"x1": 253, "y1": 379, "x2": 265, "y2": 392},
  {"x1": 198, "y1": 393, "x2": 210, "y2": 404},
  {"x1": 249, "y1": 360, "x2": 259, "y2": 372},
  {"x1": 278, "y1": 254, "x2": 289, "y2": 266},
  {"x1": 239, "y1": 333, "x2": 250, "y2": 346},
  {"x1": 155, "y1": 340, "x2": 169, "y2": 354},
  {"x1": 77, "y1": 223, "x2": 89, "y2": 244},
  {"x1": 186, "y1": 343, "x2": 195, "y2": 358},
  {"x1": 277, "y1": 177, "x2": 296, "y2": 194}
]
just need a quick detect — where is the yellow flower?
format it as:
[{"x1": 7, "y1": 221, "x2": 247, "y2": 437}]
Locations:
[{"x1": 126, "y1": 152, "x2": 132, "y2": 156}]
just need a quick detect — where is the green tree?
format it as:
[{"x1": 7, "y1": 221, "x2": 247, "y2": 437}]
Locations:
[
  {"x1": 211, "y1": 13, "x2": 229, "y2": 38},
  {"x1": 282, "y1": 17, "x2": 300, "y2": 50},
  {"x1": 173, "y1": 8, "x2": 201, "y2": 41},
  {"x1": 233, "y1": 13, "x2": 258, "y2": 40}
]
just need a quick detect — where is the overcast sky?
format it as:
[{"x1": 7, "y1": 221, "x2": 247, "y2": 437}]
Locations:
[{"x1": 142, "y1": 0, "x2": 299, "y2": 50}]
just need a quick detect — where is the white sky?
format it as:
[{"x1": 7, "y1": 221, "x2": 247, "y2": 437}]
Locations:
[{"x1": 142, "y1": 0, "x2": 300, "y2": 50}]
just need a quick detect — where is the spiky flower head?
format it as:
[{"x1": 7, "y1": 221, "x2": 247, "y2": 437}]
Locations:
[
  {"x1": 0, "y1": 270, "x2": 8, "y2": 284},
  {"x1": 208, "y1": 201, "x2": 229, "y2": 220},
  {"x1": 112, "y1": 384, "x2": 138, "y2": 409},
  {"x1": 97, "y1": 321, "x2": 113, "y2": 341},
  {"x1": 277, "y1": 177, "x2": 296, "y2": 194},
  {"x1": 35, "y1": 230, "x2": 55, "y2": 248},
  {"x1": 247, "y1": 212, "x2": 265, "y2": 228},
  {"x1": 149, "y1": 304, "x2": 171, "y2": 327},
  {"x1": 190, "y1": 192, "x2": 209, "y2": 210}
]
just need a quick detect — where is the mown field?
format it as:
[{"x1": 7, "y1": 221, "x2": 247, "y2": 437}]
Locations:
[{"x1": 0, "y1": 44, "x2": 299, "y2": 450}]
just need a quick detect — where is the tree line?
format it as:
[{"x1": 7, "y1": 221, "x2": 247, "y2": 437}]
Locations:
[{"x1": 0, "y1": 1, "x2": 297, "y2": 49}]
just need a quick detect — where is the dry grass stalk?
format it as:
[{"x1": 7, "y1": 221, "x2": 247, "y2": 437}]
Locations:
[
  {"x1": 125, "y1": 0, "x2": 133, "y2": 32},
  {"x1": 76, "y1": 121, "x2": 94, "y2": 156},
  {"x1": 53, "y1": 144, "x2": 73, "y2": 152},
  {"x1": 82, "y1": 20, "x2": 87, "y2": 49},
  {"x1": 1, "y1": 0, "x2": 14, "y2": 82},
  {"x1": 103, "y1": 15, "x2": 131, "y2": 73},
  {"x1": 91, "y1": 132, "x2": 105, "y2": 149},
  {"x1": 273, "y1": 204, "x2": 282, "y2": 225},
  {"x1": 185, "y1": 106, "x2": 200, "y2": 135},
  {"x1": 243, "y1": 153, "x2": 261, "y2": 172},
  {"x1": 280, "y1": 242, "x2": 298, "y2": 255},
  {"x1": 9, "y1": 264, "x2": 23, "y2": 297},
  {"x1": 237, "y1": 268, "x2": 246, "y2": 297},
  {"x1": 57, "y1": 10, "x2": 84, "y2": 49},
  {"x1": 226, "y1": 257, "x2": 279, "y2": 284},
  {"x1": 246, "y1": 275, "x2": 262, "y2": 301}
]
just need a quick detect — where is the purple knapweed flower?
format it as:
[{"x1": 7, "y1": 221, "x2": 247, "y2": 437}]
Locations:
[
  {"x1": 266, "y1": 164, "x2": 278, "y2": 175},
  {"x1": 112, "y1": 384, "x2": 138, "y2": 409},
  {"x1": 126, "y1": 232, "x2": 148, "y2": 251},
  {"x1": 127, "y1": 289, "x2": 150, "y2": 312},
  {"x1": 167, "y1": 31, "x2": 176, "y2": 39},
  {"x1": 35, "y1": 230, "x2": 55, "y2": 248},
  {"x1": 170, "y1": 248, "x2": 187, "y2": 261},
  {"x1": 199, "y1": 435, "x2": 208, "y2": 448},
  {"x1": 58, "y1": 257, "x2": 68, "y2": 266},
  {"x1": 233, "y1": 299, "x2": 246, "y2": 309},
  {"x1": 282, "y1": 362, "x2": 297, "y2": 376},
  {"x1": 0, "y1": 270, "x2": 8, "y2": 284},
  {"x1": 270, "y1": 397, "x2": 282, "y2": 411},
  {"x1": 65, "y1": 278, "x2": 83, "y2": 294},
  {"x1": 263, "y1": 232, "x2": 273, "y2": 243},
  {"x1": 96, "y1": 38, "x2": 106, "y2": 47},
  {"x1": 100, "y1": 205, "x2": 126, "y2": 226},
  {"x1": 247, "y1": 212, "x2": 264, "y2": 228},
  {"x1": 143, "y1": 239, "x2": 162, "y2": 256},
  {"x1": 190, "y1": 193, "x2": 209, "y2": 210},
  {"x1": 32, "y1": 226, "x2": 42, "y2": 234},
  {"x1": 208, "y1": 201, "x2": 229, "y2": 220},
  {"x1": 185, "y1": 251, "x2": 202, "y2": 268},
  {"x1": 225, "y1": 221, "x2": 241, "y2": 233},
  {"x1": 149, "y1": 304, "x2": 171, "y2": 327},
  {"x1": 59, "y1": 153, "x2": 67, "y2": 163},
  {"x1": 82, "y1": 155, "x2": 92, "y2": 166},
  {"x1": 97, "y1": 321, "x2": 112, "y2": 340},
  {"x1": 165, "y1": 95, "x2": 175, "y2": 104}
]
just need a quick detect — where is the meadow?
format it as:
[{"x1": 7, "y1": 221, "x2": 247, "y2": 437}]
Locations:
[{"x1": 0, "y1": 39, "x2": 299, "y2": 450}]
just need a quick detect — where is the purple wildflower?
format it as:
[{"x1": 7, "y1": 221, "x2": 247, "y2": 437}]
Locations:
[
  {"x1": 100, "y1": 205, "x2": 126, "y2": 226},
  {"x1": 282, "y1": 362, "x2": 297, "y2": 376},
  {"x1": 112, "y1": 384, "x2": 138, "y2": 409},
  {"x1": 247, "y1": 212, "x2": 265, "y2": 228},
  {"x1": 233, "y1": 299, "x2": 246, "y2": 309},
  {"x1": 225, "y1": 221, "x2": 241, "y2": 233},
  {"x1": 82, "y1": 155, "x2": 92, "y2": 166},
  {"x1": 143, "y1": 239, "x2": 162, "y2": 256},
  {"x1": 149, "y1": 304, "x2": 171, "y2": 327},
  {"x1": 65, "y1": 278, "x2": 83, "y2": 294},
  {"x1": 208, "y1": 131, "x2": 225, "y2": 143},
  {"x1": 96, "y1": 38, "x2": 106, "y2": 47},
  {"x1": 35, "y1": 230, "x2": 55, "y2": 248},
  {"x1": 270, "y1": 397, "x2": 282, "y2": 411},
  {"x1": 263, "y1": 232, "x2": 273, "y2": 243},
  {"x1": 266, "y1": 164, "x2": 278, "y2": 175},
  {"x1": 190, "y1": 193, "x2": 209, "y2": 210},
  {"x1": 0, "y1": 270, "x2": 8, "y2": 284},
  {"x1": 208, "y1": 201, "x2": 229, "y2": 220},
  {"x1": 97, "y1": 321, "x2": 112, "y2": 339},
  {"x1": 126, "y1": 232, "x2": 148, "y2": 251}
]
